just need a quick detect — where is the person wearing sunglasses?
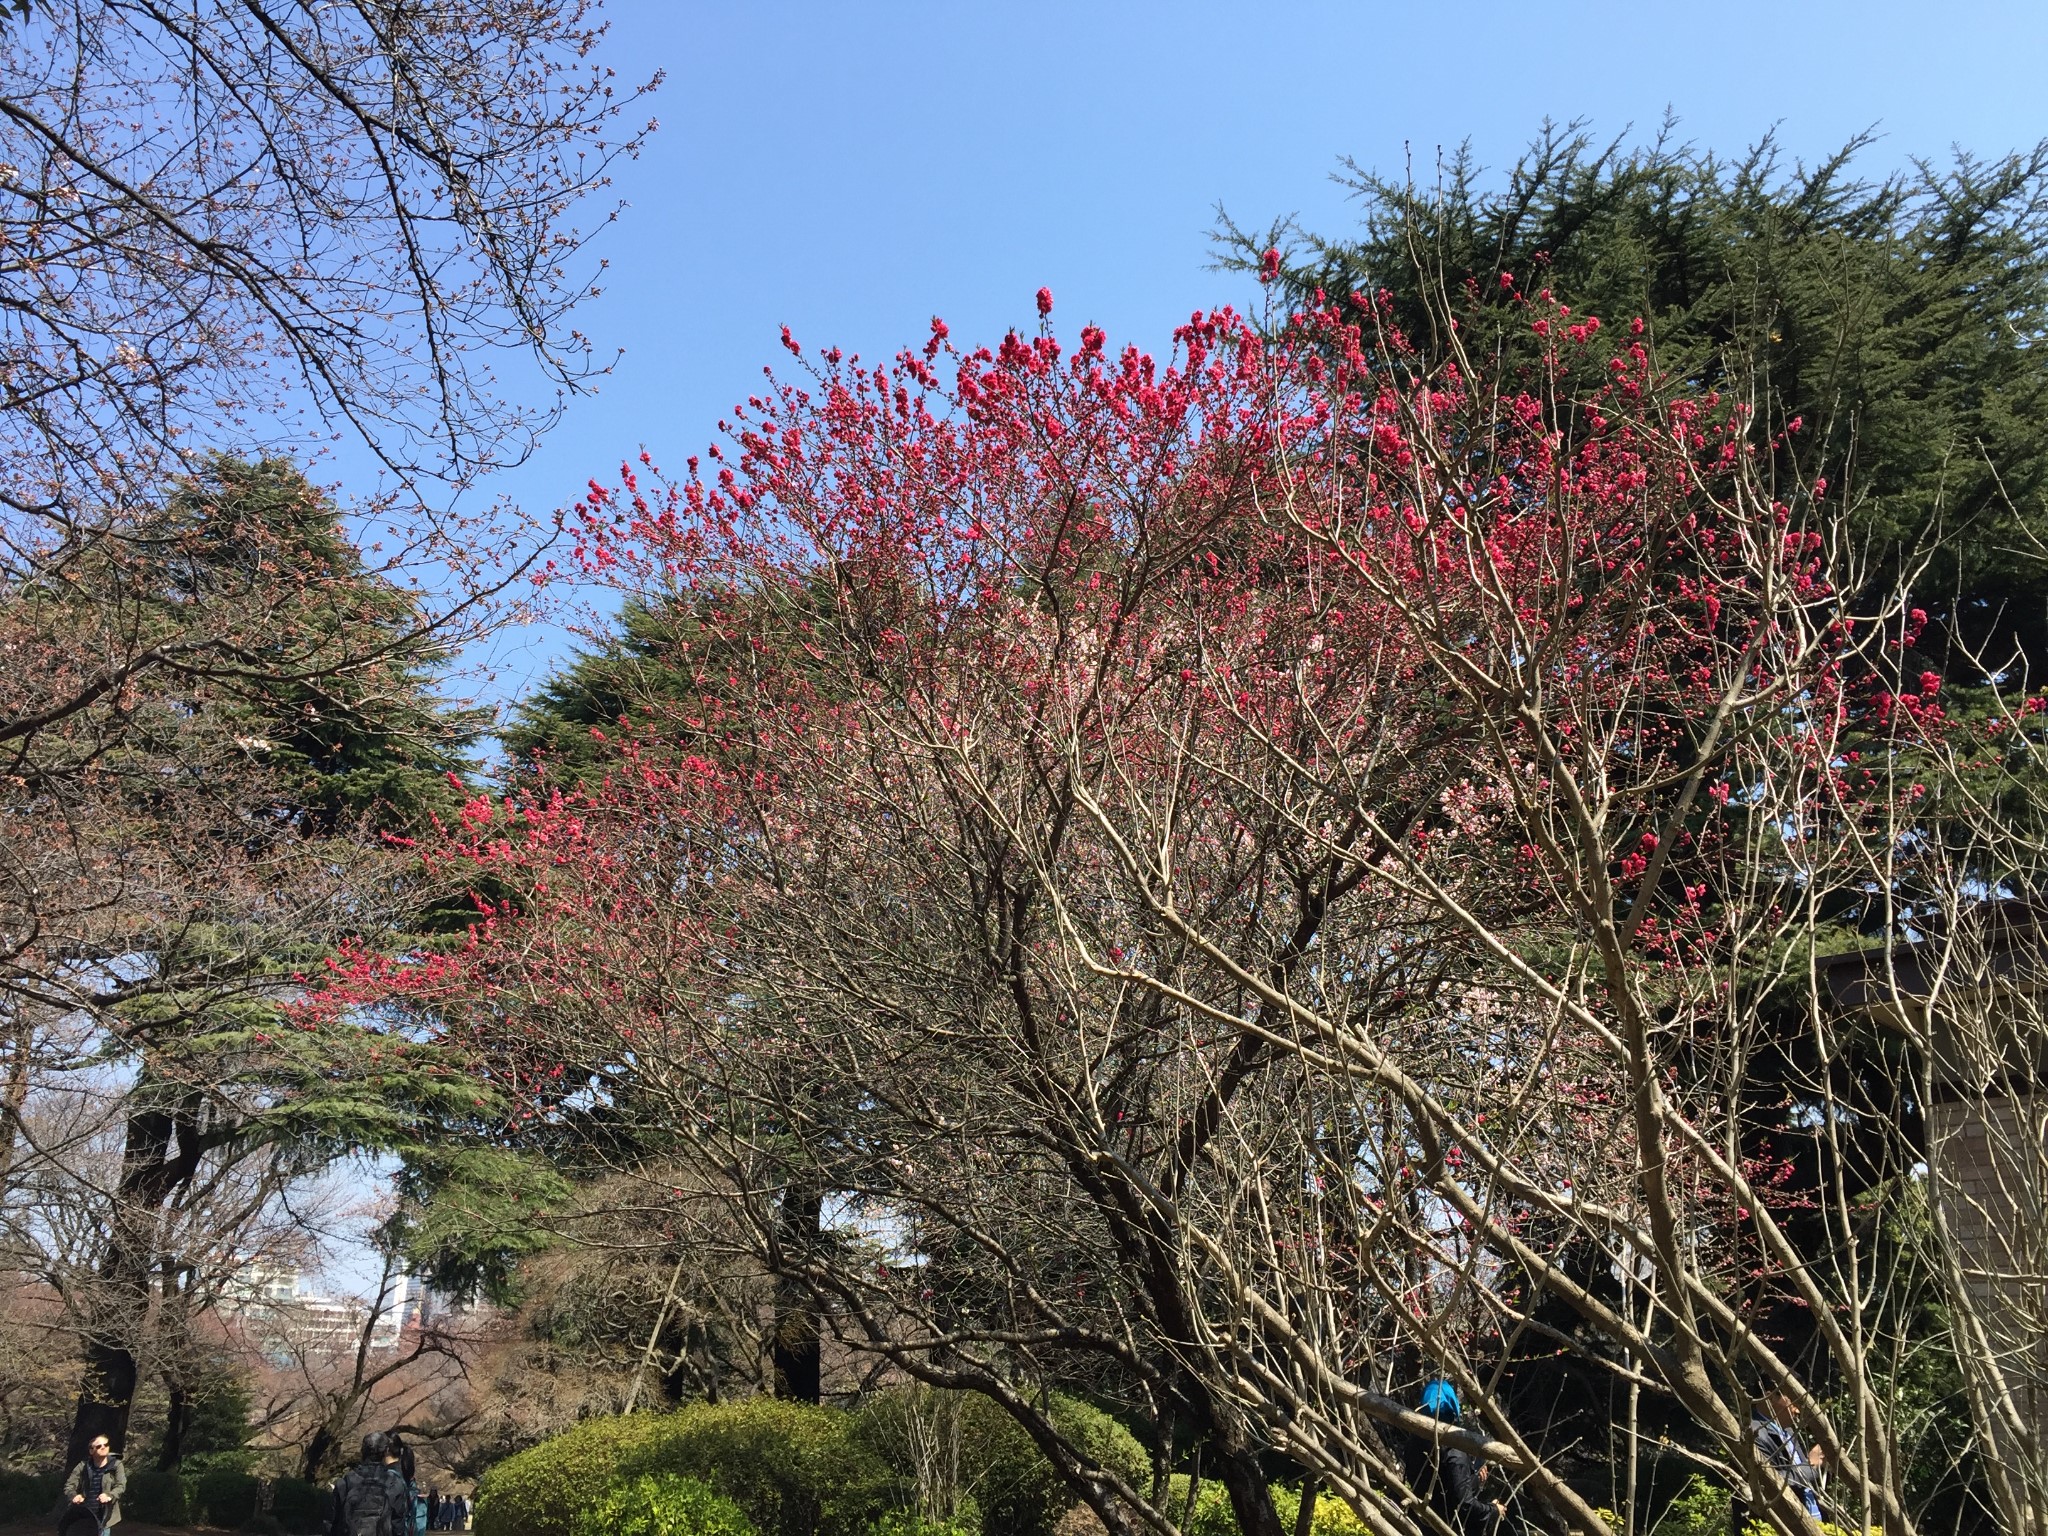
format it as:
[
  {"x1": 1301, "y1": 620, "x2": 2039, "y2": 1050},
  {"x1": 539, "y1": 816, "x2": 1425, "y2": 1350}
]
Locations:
[{"x1": 61, "y1": 1436, "x2": 126, "y2": 1536}]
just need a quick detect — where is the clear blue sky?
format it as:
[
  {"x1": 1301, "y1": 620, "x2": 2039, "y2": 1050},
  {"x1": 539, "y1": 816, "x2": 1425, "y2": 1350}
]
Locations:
[{"x1": 450, "y1": 0, "x2": 2048, "y2": 696}]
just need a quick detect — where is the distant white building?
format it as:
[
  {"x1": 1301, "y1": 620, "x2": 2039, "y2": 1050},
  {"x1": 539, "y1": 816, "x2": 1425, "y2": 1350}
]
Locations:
[{"x1": 221, "y1": 1261, "x2": 416, "y2": 1353}]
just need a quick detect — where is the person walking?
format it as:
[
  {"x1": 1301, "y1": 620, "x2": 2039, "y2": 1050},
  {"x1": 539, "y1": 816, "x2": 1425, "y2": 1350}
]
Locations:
[
  {"x1": 1410, "y1": 1380, "x2": 1508, "y2": 1536},
  {"x1": 60, "y1": 1436, "x2": 125, "y2": 1536},
  {"x1": 327, "y1": 1434, "x2": 413, "y2": 1536},
  {"x1": 383, "y1": 1432, "x2": 427, "y2": 1536},
  {"x1": 1750, "y1": 1387, "x2": 1826, "y2": 1521},
  {"x1": 426, "y1": 1490, "x2": 441, "y2": 1530}
]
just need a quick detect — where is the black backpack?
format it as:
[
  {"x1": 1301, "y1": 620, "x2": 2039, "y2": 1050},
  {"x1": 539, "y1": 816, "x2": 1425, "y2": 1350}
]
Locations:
[{"x1": 340, "y1": 1466, "x2": 398, "y2": 1536}]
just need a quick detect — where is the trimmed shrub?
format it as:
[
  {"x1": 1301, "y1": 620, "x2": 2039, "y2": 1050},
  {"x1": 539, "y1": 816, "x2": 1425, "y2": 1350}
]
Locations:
[
  {"x1": 475, "y1": 1402, "x2": 889, "y2": 1536},
  {"x1": 193, "y1": 1467, "x2": 261, "y2": 1529},
  {"x1": 271, "y1": 1475, "x2": 328, "y2": 1534},
  {"x1": 124, "y1": 1468, "x2": 195, "y2": 1526},
  {"x1": 475, "y1": 1414, "x2": 676, "y2": 1536},
  {"x1": 571, "y1": 1474, "x2": 755, "y2": 1536},
  {"x1": 0, "y1": 1470, "x2": 63, "y2": 1523},
  {"x1": 616, "y1": 1398, "x2": 890, "y2": 1536}
]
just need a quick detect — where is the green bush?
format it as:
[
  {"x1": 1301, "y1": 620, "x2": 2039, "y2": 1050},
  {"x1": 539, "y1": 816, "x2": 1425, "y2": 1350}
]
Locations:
[
  {"x1": 572, "y1": 1474, "x2": 754, "y2": 1536},
  {"x1": 866, "y1": 1514, "x2": 975, "y2": 1536},
  {"x1": 950, "y1": 1393, "x2": 1148, "y2": 1536},
  {"x1": 616, "y1": 1398, "x2": 890, "y2": 1536},
  {"x1": 1170, "y1": 1479, "x2": 1370, "y2": 1536},
  {"x1": 1169, "y1": 1479, "x2": 1235, "y2": 1536},
  {"x1": 1268, "y1": 1486, "x2": 1369, "y2": 1536},
  {"x1": 475, "y1": 1402, "x2": 889, "y2": 1536},
  {"x1": 475, "y1": 1415, "x2": 676, "y2": 1536},
  {"x1": 182, "y1": 1380, "x2": 257, "y2": 1463},
  {"x1": 272, "y1": 1476, "x2": 328, "y2": 1534},
  {"x1": 848, "y1": 1389, "x2": 978, "y2": 1527},
  {"x1": 193, "y1": 1467, "x2": 261, "y2": 1529},
  {"x1": 124, "y1": 1467, "x2": 195, "y2": 1526},
  {"x1": 1651, "y1": 1477, "x2": 1731, "y2": 1536},
  {"x1": 0, "y1": 1470, "x2": 63, "y2": 1523},
  {"x1": 475, "y1": 1394, "x2": 1151, "y2": 1536}
]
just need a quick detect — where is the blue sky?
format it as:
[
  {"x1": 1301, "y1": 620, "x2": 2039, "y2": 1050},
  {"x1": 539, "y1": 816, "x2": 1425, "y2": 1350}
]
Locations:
[{"x1": 422, "y1": 0, "x2": 2048, "y2": 699}]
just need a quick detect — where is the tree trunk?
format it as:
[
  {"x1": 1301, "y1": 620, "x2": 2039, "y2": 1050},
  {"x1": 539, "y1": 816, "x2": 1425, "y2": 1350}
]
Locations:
[
  {"x1": 66, "y1": 1085, "x2": 207, "y2": 1463},
  {"x1": 771, "y1": 1180, "x2": 822, "y2": 1404},
  {"x1": 68, "y1": 1339, "x2": 140, "y2": 1466},
  {"x1": 157, "y1": 1379, "x2": 191, "y2": 1470},
  {"x1": 0, "y1": 1005, "x2": 33, "y2": 1188},
  {"x1": 1293, "y1": 1478, "x2": 1319, "y2": 1536},
  {"x1": 301, "y1": 1422, "x2": 340, "y2": 1484},
  {"x1": 1212, "y1": 1441, "x2": 1287, "y2": 1536}
]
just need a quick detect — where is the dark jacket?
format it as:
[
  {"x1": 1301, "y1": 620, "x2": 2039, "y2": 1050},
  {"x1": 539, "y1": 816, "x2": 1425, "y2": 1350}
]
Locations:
[
  {"x1": 328, "y1": 1461, "x2": 412, "y2": 1536},
  {"x1": 1750, "y1": 1415, "x2": 1824, "y2": 1516},
  {"x1": 62, "y1": 1456, "x2": 127, "y2": 1529},
  {"x1": 1410, "y1": 1439, "x2": 1504, "y2": 1536}
]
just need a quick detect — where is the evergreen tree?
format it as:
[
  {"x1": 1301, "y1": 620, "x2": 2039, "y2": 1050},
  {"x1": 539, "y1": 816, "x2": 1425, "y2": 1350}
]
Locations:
[
  {"x1": 493, "y1": 582, "x2": 870, "y2": 1405},
  {"x1": 0, "y1": 457, "x2": 527, "y2": 1464},
  {"x1": 1232, "y1": 123, "x2": 2048, "y2": 675}
]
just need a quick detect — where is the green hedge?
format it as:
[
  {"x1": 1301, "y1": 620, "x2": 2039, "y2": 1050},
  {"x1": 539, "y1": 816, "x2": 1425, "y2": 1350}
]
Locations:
[
  {"x1": 0, "y1": 1470, "x2": 62, "y2": 1523},
  {"x1": 476, "y1": 1401, "x2": 888, "y2": 1536},
  {"x1": 475, "y1": 1413, "x2": 675, "y2": 1536},
  {"x1": 572, "y1": 1474, "x2": 755, "y2": 1536},
  {"x1": 193, "y1": 1467, "x2": 261, "y2": 1529},
  {"x1": 475, "y1": 1393, "x2": 1153, "y2": 1536},
  {"x1": 124, "y1": 1468, "x2": 194, "y2": 1526},
  {"x1": 635, "y1": 1397, "x2": 891, "y2": 1536},
  {"x1": 273, "y1": 1475, "x2": 329, "y2": 1534}
]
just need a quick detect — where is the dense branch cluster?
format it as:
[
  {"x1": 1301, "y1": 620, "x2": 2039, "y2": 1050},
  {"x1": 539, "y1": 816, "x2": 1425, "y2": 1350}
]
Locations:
[
  {"x1": 322, "y1": 290, "x2": 2048, "y2": 1536},
  {"x1": 0, "y1": 0, "x2": 653, "y2": 1474}
]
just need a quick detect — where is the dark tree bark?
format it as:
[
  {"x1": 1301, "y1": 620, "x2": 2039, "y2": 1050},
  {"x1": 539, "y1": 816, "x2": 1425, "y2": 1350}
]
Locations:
[
  {"x1": 157, "y1": 1380, "x2": 191, "y2": 1471},
  {"x1": 770, "y1": 1180, "x2": 822, "y2": 1405},
  {"x1": 66, "y1": 1084, "x2": 216, "y2": 1465}
]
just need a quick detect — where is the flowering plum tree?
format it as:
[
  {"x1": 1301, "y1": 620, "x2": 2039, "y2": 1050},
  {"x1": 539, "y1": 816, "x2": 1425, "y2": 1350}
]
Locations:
[{"x1": 327, "y1": 284, "x2": 2045, "y2": 1536}]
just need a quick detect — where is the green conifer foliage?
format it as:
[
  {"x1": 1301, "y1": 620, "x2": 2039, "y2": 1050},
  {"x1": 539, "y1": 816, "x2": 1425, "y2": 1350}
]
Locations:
[{"x1": 1234, "y1": 124, "x2": 2048, "y2": 674}]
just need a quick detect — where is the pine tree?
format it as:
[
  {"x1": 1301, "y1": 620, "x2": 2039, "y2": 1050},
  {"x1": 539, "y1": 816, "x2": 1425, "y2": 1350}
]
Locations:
[
  {"x1": 1233, "y1": 123, "x2": 2048, "y2": 675},
  {"x1": 0, "y1": 458, "x2": 522, "y2": 1464}
]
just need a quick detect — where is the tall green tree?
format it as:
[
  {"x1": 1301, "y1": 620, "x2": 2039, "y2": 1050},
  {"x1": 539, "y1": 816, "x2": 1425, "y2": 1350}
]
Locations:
[
  {"x1": 495, "y1": 580, "x2": 884, "y2": 1408},
  {"x1": 1231, "y1": 123, "x2": 2048, "y2": 674},
  {"x1": 0, "y1": 457, "x2": 512, "y2": 1466}
]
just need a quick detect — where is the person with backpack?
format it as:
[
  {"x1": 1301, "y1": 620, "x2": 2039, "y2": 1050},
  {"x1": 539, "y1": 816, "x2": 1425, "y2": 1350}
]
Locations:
[
  {"x1": 1410, "y1": 1380, "x2": 1508, "y2": 1536},
  {"x1": 328, "y1": 1433, "x2": 412, "y2": 1536},
  {"x1": 60, "y1": 1435, "x2": 126, "y2": 1536},
  {"x1": 385, "y1": 1433, "x2": 427, "y2": 1536}
]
